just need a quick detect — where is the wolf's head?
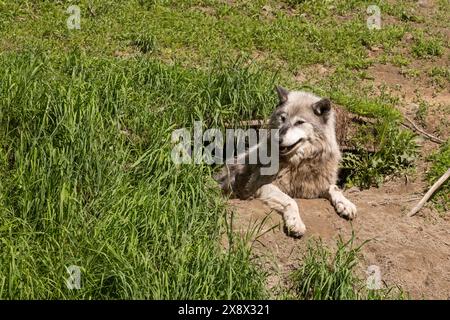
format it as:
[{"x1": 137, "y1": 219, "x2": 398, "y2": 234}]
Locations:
[{"x1": 270, "y1": 86, "x2": 338, "y2": 160}]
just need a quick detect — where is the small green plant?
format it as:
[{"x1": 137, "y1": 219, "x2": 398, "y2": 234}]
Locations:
[
  {"x1": 426, "y1": 140, "x2": 450, "y2": 211},
  {"x1": 342, "y1": 121, "x2": 418, "y2": 188},
  {"x1": 429, "y1": 66, "x2": 450, "y2": 88},
  {"x1": 285, "y1": 0, "x2": 307, "y2": 5},
  {"x1": 130, "y1": 33, "x2": 157, "y2": 53},
  {"x1": 415, "y1": 101, "x2": 428, "y2": 126},
  {"x1": 138, "y1": 0, "x2": 169, "y2": 9},
  {"x1": 401, "y1": 67, "x2": 421, "y2": 78},
  {"x1": 412, "y1": 37, "x2": 444, "y2": 58},
  {"x1": 400, "y1": 11, "x2": 424, "y2": 23},
  {"x1": 291, "y1": 235, "x2": 405, "y2": 300},
  {"x1": 391, "y1": 54, "x2": 410, "y2": 67}
]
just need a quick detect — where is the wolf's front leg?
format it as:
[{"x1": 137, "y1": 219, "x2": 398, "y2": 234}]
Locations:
[
  {"x1": 325, "y1": 185, "x2": 357, "y2": 220},
  {"x1": 255, "y1": 184, "x2": 306, "y2": 238}
]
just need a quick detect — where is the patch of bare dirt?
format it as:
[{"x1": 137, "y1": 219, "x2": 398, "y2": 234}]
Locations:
[
  {"x1": 113, "y1": 48, "x2": 141, "y2": 59},
  {"x1": 228, "y1": 174, "x2": 450, "y2": 299},
  {"x1": 366, "y1": 62, "x2": 450, "y2": 140},
  {"x1": 368, "y1": 64, "x2": 432, "y2": 103},
  {"x1": 190, "y1": 5, "x2": 217, "y2": 16},
  {"x1": 294, "y1": 64, "x2": 336, "y2": 85}
]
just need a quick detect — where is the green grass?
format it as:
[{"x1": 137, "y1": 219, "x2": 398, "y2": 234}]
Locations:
[
  {"x1": 426, "y1": 140, "x2": 450, "y2": 212},
  {"x1": 291, "y1": 235, "x2": 405, "y2": 300},
  {"x1": 0, "y1": 52, "x2": 271, "y2": 299},
  {"x1": 342, "y1": 121, "x2": 418, "y2": 188},
  {"x1": 412, "y1": 37, "x2": 444, "y2": 58},
  {"x1": 415, "y1": 100, "x2": 428, "y2": 126},
  {"x1": 429, "y1": 66, "x2": 450, "y2": 88},
  {"x1": 130, "y1": 32, "x2": 157, "y2": 54},
  {"x1": 0, "y1": 0, "x2": 448, "y2": 299}
]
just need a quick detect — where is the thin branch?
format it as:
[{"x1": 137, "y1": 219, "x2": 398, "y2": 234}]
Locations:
[
  {"x1": 408, "y1": 168, "x2": 450, "y2": 217},
  {"x1": 402, "y1": 116, "x2": 445, "y2": 144}
]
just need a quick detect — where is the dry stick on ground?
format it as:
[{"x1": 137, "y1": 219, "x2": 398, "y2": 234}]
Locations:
[
  {"x1": 402, "y1": 116, "x2": 445, "y2": 144},
  {"x1": 408, "y1": 168, "x2": 450, "y2": 217}
]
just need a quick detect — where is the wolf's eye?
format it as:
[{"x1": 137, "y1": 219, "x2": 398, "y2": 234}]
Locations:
[
  {"x1": 295, "y1": 120, "x2": 305, "y2": 126},
  {"x1": 280, "y1": 114, "x2": 286, "y2": 122}
]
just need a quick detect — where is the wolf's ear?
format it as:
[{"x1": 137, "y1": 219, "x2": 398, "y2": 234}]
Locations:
[
  {"x1": 275, "y1": 86, "x2": 289, "y2": 104},
  {"x1": 312, "y1": 98, "x2": 331, "y2": 117}
]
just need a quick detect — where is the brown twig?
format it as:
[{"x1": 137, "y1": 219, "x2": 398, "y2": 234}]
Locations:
[
  {"x1": 402, "y1": 116, "x2": 445, "y2": 144},
  {"x1": 408, "y1": 168, "x2": 450, "y2": 217}
]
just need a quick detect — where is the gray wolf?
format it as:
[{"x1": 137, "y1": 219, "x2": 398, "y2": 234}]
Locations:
[{"x1": 216, "y1": 86, "x2": 357, "y2": 238}]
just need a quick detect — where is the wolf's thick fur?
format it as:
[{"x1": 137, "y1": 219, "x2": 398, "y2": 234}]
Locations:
[{"x1": 216, "y1": 87, "x2": 356, "y2": 237}]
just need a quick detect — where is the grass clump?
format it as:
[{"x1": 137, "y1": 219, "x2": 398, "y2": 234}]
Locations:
[
  {"x1": 291, "y1": 235, "x2": 405, "y2": 300},
  {"x1": 325, "y1": 87, "x2": 416, "y2": 188},
  {"x1": 342, "y1": 121, "x2": 417, "y2": 188},
  {"x1": 412, "y1": 37, "x2": 444, "y2": 58},
  {"x1": 330, "y1": 91, "x2": 402, "y2": 120},
  {"x1": 426, "y1": 140, "x2": 450, "y2": 212},
  {"x1": 428, "y1": 66, "x2": 450, "y2": 88},
  {"x1": 130, "y1": 32, "x2": 157, "y2": 54}
]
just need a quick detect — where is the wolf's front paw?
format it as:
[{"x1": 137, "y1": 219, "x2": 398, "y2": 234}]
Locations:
[
  {"x1": 284, "y1": 216, "x2": 306, "y2": 238},
  {"x1": 334, "y1": 198, "x2": 357, "y2": 220}
]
